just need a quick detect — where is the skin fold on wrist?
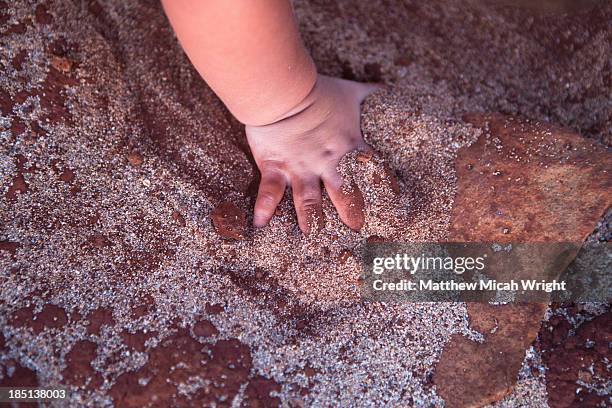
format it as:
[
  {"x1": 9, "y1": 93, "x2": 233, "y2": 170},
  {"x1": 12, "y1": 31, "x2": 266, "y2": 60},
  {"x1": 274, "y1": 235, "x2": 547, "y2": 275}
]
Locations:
[
  {"x1": 161, "y1": 0, "x2": 318, "y2": 127},
  {"x1": 242, "y1": 55, "x2": 318, "y2": 127}
]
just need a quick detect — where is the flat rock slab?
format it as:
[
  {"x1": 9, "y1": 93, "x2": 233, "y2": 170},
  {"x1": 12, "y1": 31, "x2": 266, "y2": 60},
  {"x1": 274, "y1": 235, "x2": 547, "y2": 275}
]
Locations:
[
  {"x1": 450, "y1": 113, "x2": 610, "y2": 243},
  {"x1": 434, "y1": 114, "x2": 611, "y2": 408}
]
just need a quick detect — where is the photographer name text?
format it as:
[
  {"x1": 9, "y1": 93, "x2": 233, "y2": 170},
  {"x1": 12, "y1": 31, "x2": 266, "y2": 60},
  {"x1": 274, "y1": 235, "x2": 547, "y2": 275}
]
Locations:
[{"x1": 371, "y1": 279, "x2": 566, "y2": 292}]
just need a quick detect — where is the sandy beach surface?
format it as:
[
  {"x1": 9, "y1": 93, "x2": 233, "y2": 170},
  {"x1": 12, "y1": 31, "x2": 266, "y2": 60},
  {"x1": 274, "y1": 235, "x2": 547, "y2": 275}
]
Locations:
[{"x1": 1, "y1": 0, "x2": 610, "y2": 406}]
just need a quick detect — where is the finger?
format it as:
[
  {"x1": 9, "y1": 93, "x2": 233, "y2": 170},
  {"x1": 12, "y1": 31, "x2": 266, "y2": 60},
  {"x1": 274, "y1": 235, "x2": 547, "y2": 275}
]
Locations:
[
  {"x1": 291, "y1": 176, "x2": 324, "y2": 234},
  {"x1": 322, "y1": 171, "x2": 365, "y2": 231},
  {"x1": 253, "y1": 170, "x2": 286, "y2": 228}
]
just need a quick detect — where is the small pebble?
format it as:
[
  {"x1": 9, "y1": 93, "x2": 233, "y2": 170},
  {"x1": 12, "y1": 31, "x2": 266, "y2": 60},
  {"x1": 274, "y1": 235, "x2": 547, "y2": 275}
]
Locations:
[
  {"x1": 128, "y1": 151, "x2": 144, "y2": 167},
  {"x1": 50, "y1": 56, "x2": 72, "y2": 73},
  {"x1": 211, "y1": 201, "x2": 246, "y2": 240},
  {"x1": 356, "y1": 151, "x2": 373, "y2": 163}
]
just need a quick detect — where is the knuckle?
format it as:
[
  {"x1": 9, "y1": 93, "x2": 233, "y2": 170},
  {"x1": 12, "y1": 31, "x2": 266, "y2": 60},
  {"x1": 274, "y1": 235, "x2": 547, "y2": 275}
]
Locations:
[
  {"x1": 326, "y1": 173, "x2": 344, "y2": 190},
  {"x1": 299, "y1": 195, "x2": 320, "y2": 209},
  {"x1": 257, "y1": 191, "x2": 278, "y2": 207},
  {"x1": 260, "y1": 160, "x2": 285, "y2": 173}
]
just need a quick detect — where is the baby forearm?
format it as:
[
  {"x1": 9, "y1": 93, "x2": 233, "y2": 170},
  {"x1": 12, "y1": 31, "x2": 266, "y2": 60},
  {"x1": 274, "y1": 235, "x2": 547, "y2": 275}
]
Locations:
[{"x1": 161, "y1": 0, "x2": 316, "y2": 126}]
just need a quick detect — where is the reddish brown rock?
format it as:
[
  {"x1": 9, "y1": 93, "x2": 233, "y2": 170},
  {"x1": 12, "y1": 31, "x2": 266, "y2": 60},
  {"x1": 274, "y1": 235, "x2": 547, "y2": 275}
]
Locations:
[
  {"x1": 0, "y1": 89, "x2": 12, "y2": 116},
  {"x1": 120, "y1": 330, "x2": 155, "y2": 352},
  {"x1": 211, "y1": 201, "x2": 246, "y2": 240},
  {"x1": 434, "y1": 114, "x2": 612, "y2": 408},
  {"x1": 3, "y1": 21, "x2": 28, "y2": 35},
  {"x1": 539, "y1": 308, "x2": 611, "y2": 408},
  {"x1": 356, "y1": 151, "x2": 373, "y2": 162},
  {"x1": 205, "y1": 302, "x2": 224, "y2": 315},
  {"x1": 366, "y1": 235, "x2": 385, "y2": 243},
  {"x1": 192, "y1": 320, "x2": 219, "y2": 337},
  {"x1": 86, "y1": 233, "x2": 112, "y2": 249},
  {"x1": 1, "y1": 359, "x2": 39, "y2": 388},
  {"x1": 6, "y1": 174, "x2": 28, "y2": 200},
  {"x1": 130, "y1": 294, "x2": 155, "y2": 319},
  {"x1": 110, "y1": 330, "x2": 253, "y2": 407},
  {"x1": 337, "y1": 181, "x2": 366, "y2": 231},
  {"x1": 171, "y1": 210, "x2": 186, "y2": 227},
  {"x1": 34, "y1": 4, "x2": 53, "y2": 25},
  {"x1": 86, "y1": 307, "x2": 115, "y2": 335},
  {"x1": 337, "y1": 249, "x2": 353, "y2": 264},
  {"x1": 14, "y1": 154, "x2": 37, "y2": 173},
  {"x1": 39, "y1": 55, "x2": 77, "y2": 124},
  {"x1": 9, "y1": 305, "x2": 35, "y2": 329},
  {"x1": 435, "y1": 303, "x2": 546, "y2": 408},
  {"x1": 127, "y1": 151, "x2": 143, "y2": 167},
  {"x1": 242, "y1": 375, "x2": 282, "y2": 407},
  {"x1": 9, "y1": 304, "x2": 67, "y2": 334},
  {"x1": 50, "y1": 55, "x2": 72, "y2": 73},
  {"x1": 70, "y1": 309, "x2": 82, "y2": 322},
  {"x1": 11, "y1": 119, "x2": 27, "y2": 138},
  {"x1": 59, "y1": 168, "x2": 75, "y2": 183},
  {"x1": 36, "y1": 304, "x2": 68, "y2": 331},
  {"x1": 0, "y1": 240, "x2": 21, "y2": 256},
  {"x1": 12, "y1": 90, "x2": 29, "y2": 104},
  {"x1": 63, "y1": 340, "x2": 103, "y2": 388},
  {"x1": 450, "y1": 114, "x2": 611, "y2": 243}
]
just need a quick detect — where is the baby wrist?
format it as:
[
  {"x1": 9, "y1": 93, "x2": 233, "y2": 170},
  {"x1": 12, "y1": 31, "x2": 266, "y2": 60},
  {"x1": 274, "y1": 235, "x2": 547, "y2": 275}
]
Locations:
[{"x1": 235, "y1": 54, "x2": 317, "y2": 127}]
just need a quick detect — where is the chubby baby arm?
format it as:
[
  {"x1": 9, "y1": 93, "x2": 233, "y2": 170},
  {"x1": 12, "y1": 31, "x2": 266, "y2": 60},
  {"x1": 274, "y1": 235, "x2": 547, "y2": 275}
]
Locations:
[{"x1": 162, "y1": 0, "x2": 377, "y2": 233}]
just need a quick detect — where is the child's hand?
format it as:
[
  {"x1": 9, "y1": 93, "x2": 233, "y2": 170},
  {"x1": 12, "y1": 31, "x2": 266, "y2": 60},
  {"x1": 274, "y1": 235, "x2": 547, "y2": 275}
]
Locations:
[
  {"x1": 161, "y1": 1, "x2": 379, "y2": 233},
  {"x1": 246, "y1": 75, "x2": 379, "y2": 234}
]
